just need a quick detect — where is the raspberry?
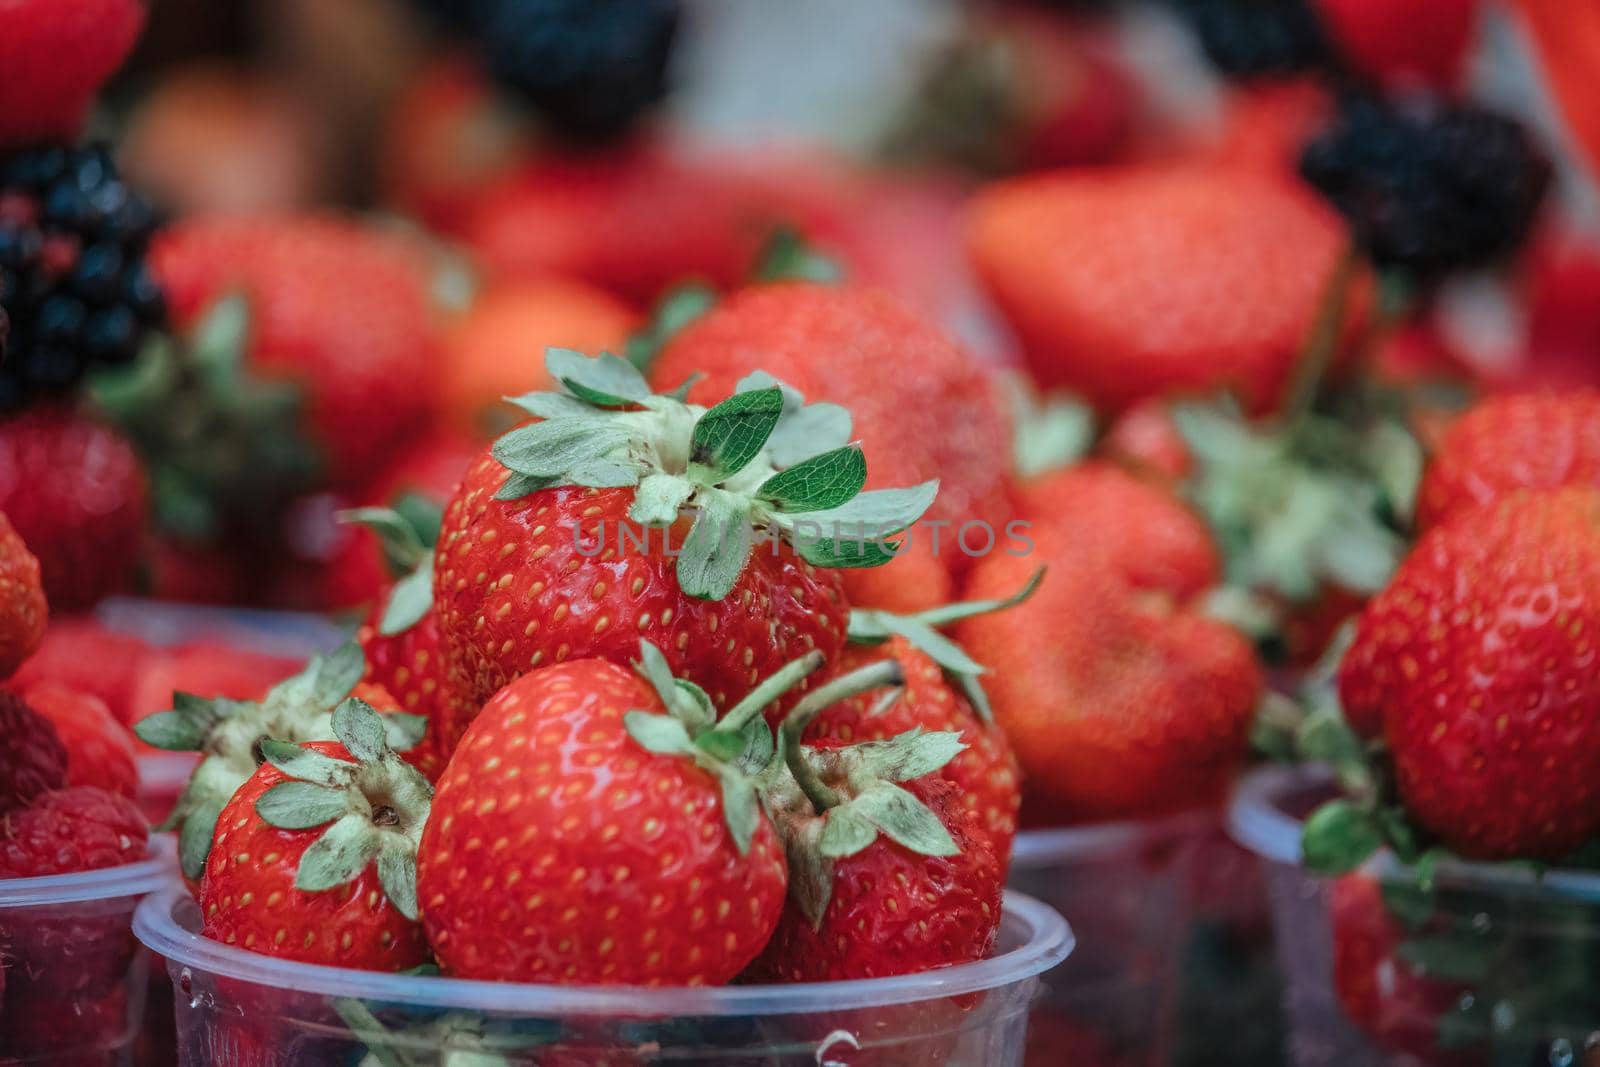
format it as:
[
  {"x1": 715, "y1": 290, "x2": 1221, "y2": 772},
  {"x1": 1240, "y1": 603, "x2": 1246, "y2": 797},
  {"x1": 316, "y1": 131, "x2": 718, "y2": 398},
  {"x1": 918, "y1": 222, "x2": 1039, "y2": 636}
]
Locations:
[
  {"x1": 0, "y1": 786, "x2": 147, "y2": 877},
  {"x1": 0, "y1": 691, "x2": 67, "y2": 815}
]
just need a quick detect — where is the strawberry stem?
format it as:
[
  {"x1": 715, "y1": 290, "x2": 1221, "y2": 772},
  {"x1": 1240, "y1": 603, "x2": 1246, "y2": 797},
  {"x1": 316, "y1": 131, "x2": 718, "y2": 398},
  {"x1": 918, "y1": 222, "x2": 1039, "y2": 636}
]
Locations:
[
  {"x1": 709, "y1": 649, "x2": 825, "y2": 737},
  {"x1": 780, "y1": 660, "x2": 906, "y2": 814},
  {"x1": 1283, "y1": 241, "x2": 1363, "y2": 421}
]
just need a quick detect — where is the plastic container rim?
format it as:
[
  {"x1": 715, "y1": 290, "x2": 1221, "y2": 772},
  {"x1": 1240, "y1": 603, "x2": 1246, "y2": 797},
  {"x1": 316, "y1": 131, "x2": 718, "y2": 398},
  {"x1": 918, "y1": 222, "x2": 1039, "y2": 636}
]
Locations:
[
  {"x1": 1011, "y1": 808, "x2": 1216, "y2": 868},
  {"x1": 0, "y1": 850, "x2": 172, "y2": 907},
  {"x1": 1229, "y1": 764, "x2": 1600, "y2": 901},
  {"x1": 135, "y1": 886, "x2": 1073, "y2": 1015}
]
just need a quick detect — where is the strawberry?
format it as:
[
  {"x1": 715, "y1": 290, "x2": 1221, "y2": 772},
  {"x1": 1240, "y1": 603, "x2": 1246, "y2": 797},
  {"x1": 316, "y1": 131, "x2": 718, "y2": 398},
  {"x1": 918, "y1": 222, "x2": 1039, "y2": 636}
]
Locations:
[
  {"x1": 0, "y1": 511, "x2": 46, "y2": 679},
  {"x1": 418, "y1": 642, "x2": 822, "y2": 984},
  {"x1": 1206, "y1": 79, "x2": 1334, "y2": 177},
  {"x1": 885, "y1": 5, "x2": 1135, "y2": 173},
  {"x1": 119, "y1": 62, "x2": 326, "y2": 218},
  {"x1": 440, "y1": 278, "x2": 637, "y2": 438},
  {"x1": 967, "y1": 165, "x2": 1362, "y2": 415},
  {"x1": 956, "y1": 524, "x2": 1262, "y2": 824},
  {"x1": 1329, "y1": 874, "x2": 1469, "y2": 1065},
  {"x1": 1010, "y1": 462, "x2": 1220, "y2": 600},
  {"x1": 1514, "y1": 0, "x2": 1600, "y2": 181},
  {"x1": 0, "y1": 0, "x2": 145, "y2": 147},
  {"x1": 6, "y1": 618, "x2": 151, "y2": 725},
  {"x1": 199, "y1": 700, "x2": 432, "y2": 971},
  {"x1": 319, "y1": 433, "x2": 476, "y2": 614},
  {"x1": 1340, "y1": 487, "x2": 1600, "y2": 859},
  {"x1": 125, "y1": 642, "x2": 303, "y2": 732},
  {"x1": 434, "y1": 349, "x2": 934, "y2": 718},
  {"x1": 1416, "y1": 392, "x2": 1600, "y2": 530},
  {"x1": 149, "y1": 216, "x2": 440, "y2": 487},
  {"x1": 749, "y1": 765, "x2": 1001, "y2": 982},
  {"x1": 0, "y1": 691, "x2": 67, "y2": 815},
  {"x1": 649, "y1": 283, "x2": 1011, "y2": 610},
  {"x1": 134, "y1": 642, "x2": 423, "y2": 883},
  {"x1": 1314, "y1": 0, "x2": 1479, "y2": 95},
  {"x1": 804, "y1": 638, "x2": 1022, "y2": 861},
  {"x1": 463, "y1": 144, "x2": 846, "y2": 304},
  {"x1": 1102, "y1": 399, "x2": 1193, "y2": 485},
  {"x1": 380, "y1": 57, "x2": 532, "y2": 234},
  {"x1": 19, "y1": 682, "x2": 136, "y2": 799},
  {"x1": 0, "y1": 406, "x2": 147, "y2": 611},
  {"x1": 359, "y1": 608, "x2": 462, "y2": 782}
]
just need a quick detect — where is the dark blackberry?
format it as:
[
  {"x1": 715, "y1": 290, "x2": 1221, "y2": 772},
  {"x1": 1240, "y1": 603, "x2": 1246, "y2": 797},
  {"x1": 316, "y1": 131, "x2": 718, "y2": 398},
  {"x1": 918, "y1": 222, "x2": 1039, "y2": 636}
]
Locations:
[
  {"x1": 476, "y1": 0, "x2": 681, "y2": 142},
  {"x1": 1300, "y1": 95, "x2": 1553, "y2": 278},
  {"x1": 1167, "y1": 0, "x2": 1331, "y2": 79},
  {"x1": 0, "y1": 143, "x2": 166, "y2": 411}
]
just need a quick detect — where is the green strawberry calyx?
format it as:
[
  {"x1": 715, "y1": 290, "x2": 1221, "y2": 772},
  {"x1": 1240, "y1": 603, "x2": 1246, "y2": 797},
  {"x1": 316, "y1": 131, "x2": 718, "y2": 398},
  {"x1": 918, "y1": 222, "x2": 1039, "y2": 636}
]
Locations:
[
  {"x1": 255, "y1": 698, "x2": 434, "y2": 921},
  {"x1": 622, "y1": 638, "x2": 825, "y2": 857},
  {"x1": 338, "y1": 499, "x2": 444, "y2": 637},
  {"x1": 91, "y1": 293, "x2": 322, "y2": 543},
  {"x1": 764, "y1": 662, "x2": 968, "y2": 927},
  {"x1": 848, "y1": 566, "x2": 1045, "y2": 723},
  {"x1": 134, "y1": 641, "x2": 425, "y2": 882},
  {"x1": 491, "y1": 348, "x2": 940, "y2": 601},
  {"x1": 1173, "y1": 397, "x2": 1420, "y2": 608},
  {"x1": 335, "y1": 996, "x2": 551, "y2": 1067}
]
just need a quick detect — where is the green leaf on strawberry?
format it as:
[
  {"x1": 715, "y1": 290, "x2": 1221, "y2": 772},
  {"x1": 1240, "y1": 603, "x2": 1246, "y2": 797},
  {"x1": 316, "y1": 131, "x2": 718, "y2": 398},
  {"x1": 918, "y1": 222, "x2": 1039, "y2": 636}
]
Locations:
[
  {"x1": 134, "y1": 642, "x2": 422, "y2": 881},
  {"x1": 255, "y1": 698, "x2": 433, "y2": 919},
  {"x1": 493, "y1": 348, "x2": 937, "y2": 600}
]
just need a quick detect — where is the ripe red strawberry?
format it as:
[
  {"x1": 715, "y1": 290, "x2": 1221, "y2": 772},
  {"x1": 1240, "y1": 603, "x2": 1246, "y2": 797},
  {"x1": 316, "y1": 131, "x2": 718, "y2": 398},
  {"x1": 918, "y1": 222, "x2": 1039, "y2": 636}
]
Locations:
[
  {"x1": 464, "y1": 144, "x2": 853, "y2": 305},
  {"x1": 6, "y1": 618, "x2": 151, "y2": 725},
  {"x1": 200, "y1": 702, "x2": 431, "y2": 971},
  {"x1": 748, "y1": 774, "x2": 1001, "y2": 982},
  {"x1": 358, "y1": 609, "x2": 460, "y2": 781},
  {"x1": 419, "y1": 646, "x2": 813, "y2": 985},
  {"x1": 435, "y1": 468, "x2": 848, "y2": 714},
  {"x1": 888, "y1": 5, "x2": 1134, "y2": 173},
  {"x1": 381, "y1": 57, "x2": 532, "y2": 234},
  {"x1": 967, "y1": 165, "x2": 1362, "y2": 415},
  {"x1": 650, "y1": 283, "x2": 1012, "y2": 610},
  {"x1": 804, "y1": 638, "x2": 1022, "y2": 861},
  {"x1": 0, "y1": 511, "x2": 46, "y2": 679},
  {"x1": 435, "y1": 348, "x2": 935, "y2": 725},
  {"x1": 1314, "y1": 0, "x2": 1480, "y2": 94},
  {"x1": 1340, "y1": 487, "x2": 1600, "y2": 859},
  {"x1": 1329, "y1": 874, "x2": 1467, "y2": 1064},
  {"x1": 0, "y1": 786, "x2": 147, "y2": 877},
  {"x1": 125, "y1": 642, "x2": 303, "y2": 732},
  {"x1": 1102, "y1": 400, "x2": 1193, "y2": 485},
  {"x1": 0, "y1": 691, "x2": 67, "y2": 815},
  {"x1": 134, "y1": 642, "x2": 423, "y2": 883},
  {"x1": 320, "y1": 432, "x2": 476, "y2": 614},
  {"x1": 957, "y1": 528, "x2": 1261, "y2": 824},
  {"x1": 0, "y1": 0, "x2": 146, "y2": 147},
  {"x1": 1416, "y1": 392, "x2": 1600, "y2": 530},
  {"x1": 0, "y1": 406, "x2": 147, "y2": 611},
  {"x1": 19, "y1": 682, "x2": 136, "y2": 799},
  {"x1": 149, "y1": 217, "x2": 440, "y2": 487},
  {"x1": 1010, "y1": 462, "x2": 1220, "y2": 600}
]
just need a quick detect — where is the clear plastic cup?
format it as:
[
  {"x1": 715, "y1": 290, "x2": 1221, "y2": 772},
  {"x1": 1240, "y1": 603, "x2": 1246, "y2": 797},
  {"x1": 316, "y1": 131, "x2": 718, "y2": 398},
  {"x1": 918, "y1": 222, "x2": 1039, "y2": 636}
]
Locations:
[
  {"x1": 136, "y1": 886, "x2": 1072, "y2": 1065},
  {"x1": 0, "y1": 854, "x2": 172, "y2": 1065},
  {"x1": 1231, "y1": 764, "x2": 1600, "y2": 1067},
  {"x1": 1007, "y1": 813, "x2": 1213, "y2": 1066}
]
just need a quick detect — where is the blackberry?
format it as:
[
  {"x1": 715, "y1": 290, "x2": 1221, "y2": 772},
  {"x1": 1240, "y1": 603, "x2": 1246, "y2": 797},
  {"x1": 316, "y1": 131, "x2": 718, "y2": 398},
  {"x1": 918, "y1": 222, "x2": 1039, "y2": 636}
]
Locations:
[
  {"x1": 0, "y1": 144, "x2": 166, "y2": 411},
  {"x1": 1300, "y1": 95, "x2": 1552, "y2": 278},
  {"x1": 1167, "y1": 0, "x2": 1331, "y2": 79},
  {"x1": 476, "y1": 0, "x2": 681, "y2": 142}
]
